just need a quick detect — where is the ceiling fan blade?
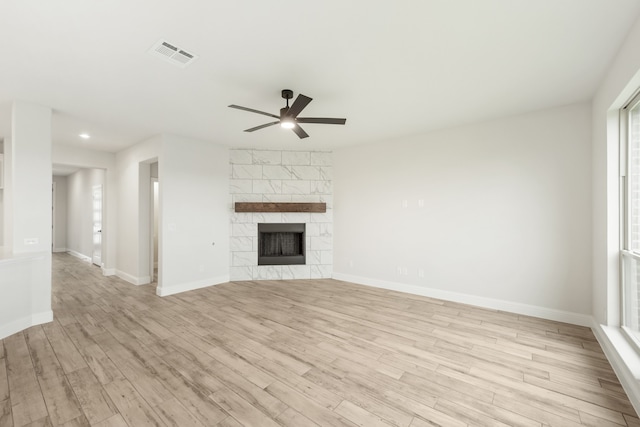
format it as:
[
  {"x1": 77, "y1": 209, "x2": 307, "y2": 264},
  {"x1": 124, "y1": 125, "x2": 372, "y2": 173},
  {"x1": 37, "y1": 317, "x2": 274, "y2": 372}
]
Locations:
[
  {"x1": 291, "y1": 124, "x2": 309, "y2": 139},
  {"x1": 244, "y1": 121, "x2": 279, "y2": 132},
  {"x1": 286, "y1": 94, "x2": 312, "y2": 118},
  {"x1": 229, "y1": 104, "x2": 279, "y2": 119},
  {"x1": 296, "y1": 117, "x2": 346, "y2": 125}
]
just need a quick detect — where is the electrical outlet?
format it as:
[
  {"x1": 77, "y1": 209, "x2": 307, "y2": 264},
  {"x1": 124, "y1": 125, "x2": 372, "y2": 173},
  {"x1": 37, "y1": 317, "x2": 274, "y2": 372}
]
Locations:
[
  {"x1": 402, "y1": 267, "x2": 408, "y2": 276},
  {"x1": 418, "y1": 268, "x2": 425, "y2": 278},
  {"x1": 401, "y1": 200, "x2": 408, "y2": 209},
  {"x1": 418, "y1": 199, "x2": 425, "y2": 208},
  {"x1": 397, "y1": 266, "x2": 402, "y2": 275},
  {"x1": 24, "y1": 238, "x2": 38, "y2": 245},
  {"x1": 349, "y1": 260, "x2": 354, "y2": 268}
]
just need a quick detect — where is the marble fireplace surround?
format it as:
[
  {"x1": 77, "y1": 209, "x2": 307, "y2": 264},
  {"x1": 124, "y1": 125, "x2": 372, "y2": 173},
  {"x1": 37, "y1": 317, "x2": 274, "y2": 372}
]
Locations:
[{"x1": 229, "y1": 149, "x2": 333, "y2": 281}]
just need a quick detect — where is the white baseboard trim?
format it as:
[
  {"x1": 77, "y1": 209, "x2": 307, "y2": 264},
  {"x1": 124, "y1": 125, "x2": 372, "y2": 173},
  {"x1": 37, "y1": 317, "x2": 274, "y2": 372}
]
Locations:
[
  {"x1": 116, "y1": 270, "x2": 151, "y2": 286},
  {"x1": 52, "y1": 247, "x2": 67, "y2": 253},
  {"x1": 0, "y1": 310, "x2": 53, "y2": 340},
  {"x1": 332, "y1": 272, "x2": 592, "y2": 327},
  {"x1": 591, "y1": 321, "x2": 640, "y2": 417},
  {"x1": 156, "y1": 275, "x2": 230, "y2": 297},
  {"x1": 32, "y1": 310, "x2": 54, "y2": 326},
  {"x1": 67, "y1": 250, "x2": 92, "y2": 263},
  {"x1": 102, "y1": 268, "x2": 116, "y2": 276}
]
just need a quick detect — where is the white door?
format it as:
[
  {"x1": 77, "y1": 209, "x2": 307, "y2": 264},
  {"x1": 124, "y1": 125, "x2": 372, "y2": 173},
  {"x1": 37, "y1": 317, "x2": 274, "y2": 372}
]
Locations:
[{"x1": 92, "y1": 185, "x2": 103, "y2": 266}]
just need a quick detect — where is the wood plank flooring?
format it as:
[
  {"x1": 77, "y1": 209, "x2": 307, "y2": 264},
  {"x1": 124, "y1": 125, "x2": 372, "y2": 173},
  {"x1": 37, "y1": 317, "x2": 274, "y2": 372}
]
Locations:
[{"x1": 0, "y1": 253, "x2": 638, "y2": 426}]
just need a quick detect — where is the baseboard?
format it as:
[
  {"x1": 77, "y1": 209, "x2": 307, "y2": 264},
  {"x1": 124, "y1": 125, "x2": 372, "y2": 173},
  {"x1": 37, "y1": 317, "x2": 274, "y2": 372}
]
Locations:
[
  {"x1": 156, "y1": 274, "x2": 230, "y2": 297},
  {"x1": 591, "y1": 321, "x2": 640, "y2": 417},
  {"x1": 52, "y1": 247, "x2": 67, "y2": 253},
  {"x1": 0, "y1": 310, "x2": 53, "y2": 340},
  {"x1": 332, "y1": 272, "x2": 592, "y2": 327},
  {"x1": 32, "y1": 310, "x2": 54, "y2": 326},
  {"x1": 102, "y1": 268, "x2": 116, "y2": 276},
  {"x1": 116, "y1": 270, "x2": 151, "y2": 286},
  {"x1": 67, "y1": 250, "x2": 91, "y2": 263}
]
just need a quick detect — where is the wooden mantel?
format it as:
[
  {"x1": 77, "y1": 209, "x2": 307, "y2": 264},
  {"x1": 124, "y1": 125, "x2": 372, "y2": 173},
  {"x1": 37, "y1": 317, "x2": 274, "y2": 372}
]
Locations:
[{"x1": 234, "y1": 202, "x2": 326, "y2": 213}]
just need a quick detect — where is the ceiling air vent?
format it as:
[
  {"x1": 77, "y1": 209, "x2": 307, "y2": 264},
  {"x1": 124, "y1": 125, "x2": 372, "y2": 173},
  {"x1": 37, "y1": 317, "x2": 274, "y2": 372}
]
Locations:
[{"x1": 148, "y1": 39, "x2": 198, "y2": 68}]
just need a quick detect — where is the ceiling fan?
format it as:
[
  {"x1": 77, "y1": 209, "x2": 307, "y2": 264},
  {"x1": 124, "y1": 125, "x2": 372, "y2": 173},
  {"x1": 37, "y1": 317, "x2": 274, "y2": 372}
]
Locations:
[{"x1": 228, "y1": 89, "x2": 346, "y2": 139}]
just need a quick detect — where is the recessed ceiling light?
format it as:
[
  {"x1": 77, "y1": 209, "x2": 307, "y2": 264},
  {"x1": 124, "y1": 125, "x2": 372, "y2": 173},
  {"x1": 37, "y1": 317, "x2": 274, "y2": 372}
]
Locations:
[{"x1": 79, "y1": 133, "x2": 90, "y2": 139}]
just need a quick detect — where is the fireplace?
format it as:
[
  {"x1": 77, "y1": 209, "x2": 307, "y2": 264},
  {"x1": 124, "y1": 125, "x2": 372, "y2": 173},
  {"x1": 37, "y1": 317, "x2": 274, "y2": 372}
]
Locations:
[{"x1": 258, "y1": 223, "x2": 305, "y2": 266}]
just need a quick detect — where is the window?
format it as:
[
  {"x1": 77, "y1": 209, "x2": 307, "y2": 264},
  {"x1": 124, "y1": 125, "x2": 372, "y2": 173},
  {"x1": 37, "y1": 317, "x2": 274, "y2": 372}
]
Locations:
[{"x1": 621, "y1": 90, "x2": 640, "y2": 348}]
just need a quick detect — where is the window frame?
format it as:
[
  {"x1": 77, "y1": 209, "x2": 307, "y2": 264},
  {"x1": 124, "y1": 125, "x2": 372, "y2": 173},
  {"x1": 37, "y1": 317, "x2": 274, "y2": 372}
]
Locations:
[{"x1": 620, "y1": 89, "x2": 640, "y2": 352}]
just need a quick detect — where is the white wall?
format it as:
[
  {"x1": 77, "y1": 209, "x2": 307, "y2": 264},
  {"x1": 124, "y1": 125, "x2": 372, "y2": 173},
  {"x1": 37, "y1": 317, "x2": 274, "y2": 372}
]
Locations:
[
  {"x1": 0, "y1": 102, "x2": 53, "y2": 339},
  {"x1": 334, "y1": 102, "x2": 592, "y2": 324},
  {"x1": 113, "y1": 134, "x2": 229, "y2": 294},
  {"x1": 115, "y1": 136, "x2": 161, "y2": 284},
  {"x1": 0, "y1": 140, "x2": 4, "y2": 246},
  {"x1": 52, "y1": 175, "x2": 67, "y2": 252},
  {"x1": 157, "y1": 135, "x2": 229, "y2": 296},
  {"x1": 2, "y1": 138, "x2": 11, "y2": 250},
  {"x1": 11, "y1": 103, "x2": 52, "y2": 255},
  {"x1": 0, "y1": 252, "x2": 50, "y2": 339},
  {"x1": 66, "y1": 169, "x2": 104, "y2": 260}
]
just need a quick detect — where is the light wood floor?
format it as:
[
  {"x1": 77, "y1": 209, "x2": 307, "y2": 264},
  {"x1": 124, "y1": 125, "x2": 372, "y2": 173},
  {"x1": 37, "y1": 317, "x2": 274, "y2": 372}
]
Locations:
[{"x1": 0, "y1": 254, "x2": 638, "y2": 427}]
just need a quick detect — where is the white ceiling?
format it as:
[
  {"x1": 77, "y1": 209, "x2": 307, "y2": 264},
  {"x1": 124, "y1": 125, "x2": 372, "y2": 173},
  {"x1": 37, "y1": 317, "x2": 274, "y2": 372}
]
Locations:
[{"x1": 1, "y1": 0, "x2": 639, "y2": 153}]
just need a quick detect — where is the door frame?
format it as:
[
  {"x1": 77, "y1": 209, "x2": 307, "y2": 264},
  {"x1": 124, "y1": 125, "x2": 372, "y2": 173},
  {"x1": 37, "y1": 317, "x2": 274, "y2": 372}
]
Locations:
[
  {"x1": 149, "y1": 178, "x2": 159, "y2": 282},
  {"x1": 52, "y1": 181, "x2": 56, "y2": 251}
]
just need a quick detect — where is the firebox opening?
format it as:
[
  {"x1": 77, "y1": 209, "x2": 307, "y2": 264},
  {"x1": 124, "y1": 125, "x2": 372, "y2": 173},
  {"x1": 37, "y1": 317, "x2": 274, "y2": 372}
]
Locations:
[{"x1": 258, "y1": 223, "x2": 305, "y2": 266}]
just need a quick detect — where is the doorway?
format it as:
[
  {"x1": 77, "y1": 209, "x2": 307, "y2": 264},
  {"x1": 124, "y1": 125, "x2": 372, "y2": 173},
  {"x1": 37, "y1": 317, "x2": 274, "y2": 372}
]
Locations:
[
  {"x1": 150, "y1": 178, "x2": 158, "y2": 283},
  {"x1": 52, "y1": 182, "x2": 56, "y2": 251},
  {"x1": 92, "y1": 184, "x2": 103, "y2": 266}
]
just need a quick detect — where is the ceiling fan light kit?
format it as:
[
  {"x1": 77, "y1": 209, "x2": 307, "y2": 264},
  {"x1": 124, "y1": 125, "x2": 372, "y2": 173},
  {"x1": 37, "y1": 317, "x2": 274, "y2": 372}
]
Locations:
[{"x1": 229, "y1": 89, "x2": 346, "y2": 139}]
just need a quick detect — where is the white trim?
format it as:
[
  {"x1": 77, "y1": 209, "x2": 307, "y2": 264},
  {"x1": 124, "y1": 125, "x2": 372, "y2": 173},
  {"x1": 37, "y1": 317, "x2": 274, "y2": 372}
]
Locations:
[
  {"x1": 52, "y1": 247, "x2": 67, "y2": 253},
  {"x1": 67, "y1": 250, "x2": 92, "y2": 263},
  {"x1": 32, "y1": 310, "x2": 54, "y2": 326},
  {"x1": 332, "y1": 272, "x2": 593, "y2": 327},
  {"x1": 116, "y1": 270, "x2": 151, "y2": 286},
  {"x1": 102, "y1": 267, "x2": 116, "y2": 276},
  {"x1": 0, "y1": 153, "x2": 4, "y2": 189},
  {"x1": 0, "y1": 310, "x2": 53, "y2": 340},
  {"x1": 622, "y1": 326, "x2": 640, "y2": 354},
  {"x1": 591, "y1": 321, "x2": 640, "y2": 417},
  {"x1": 52, "y1": 181, "x2": 56, "y2": 251},
  {"x1": 156, "y1": 275, "x2": 229, "y2": 297},
  {"x1": 622, "y1": 249, "x2": 640, "y2": 261}
]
